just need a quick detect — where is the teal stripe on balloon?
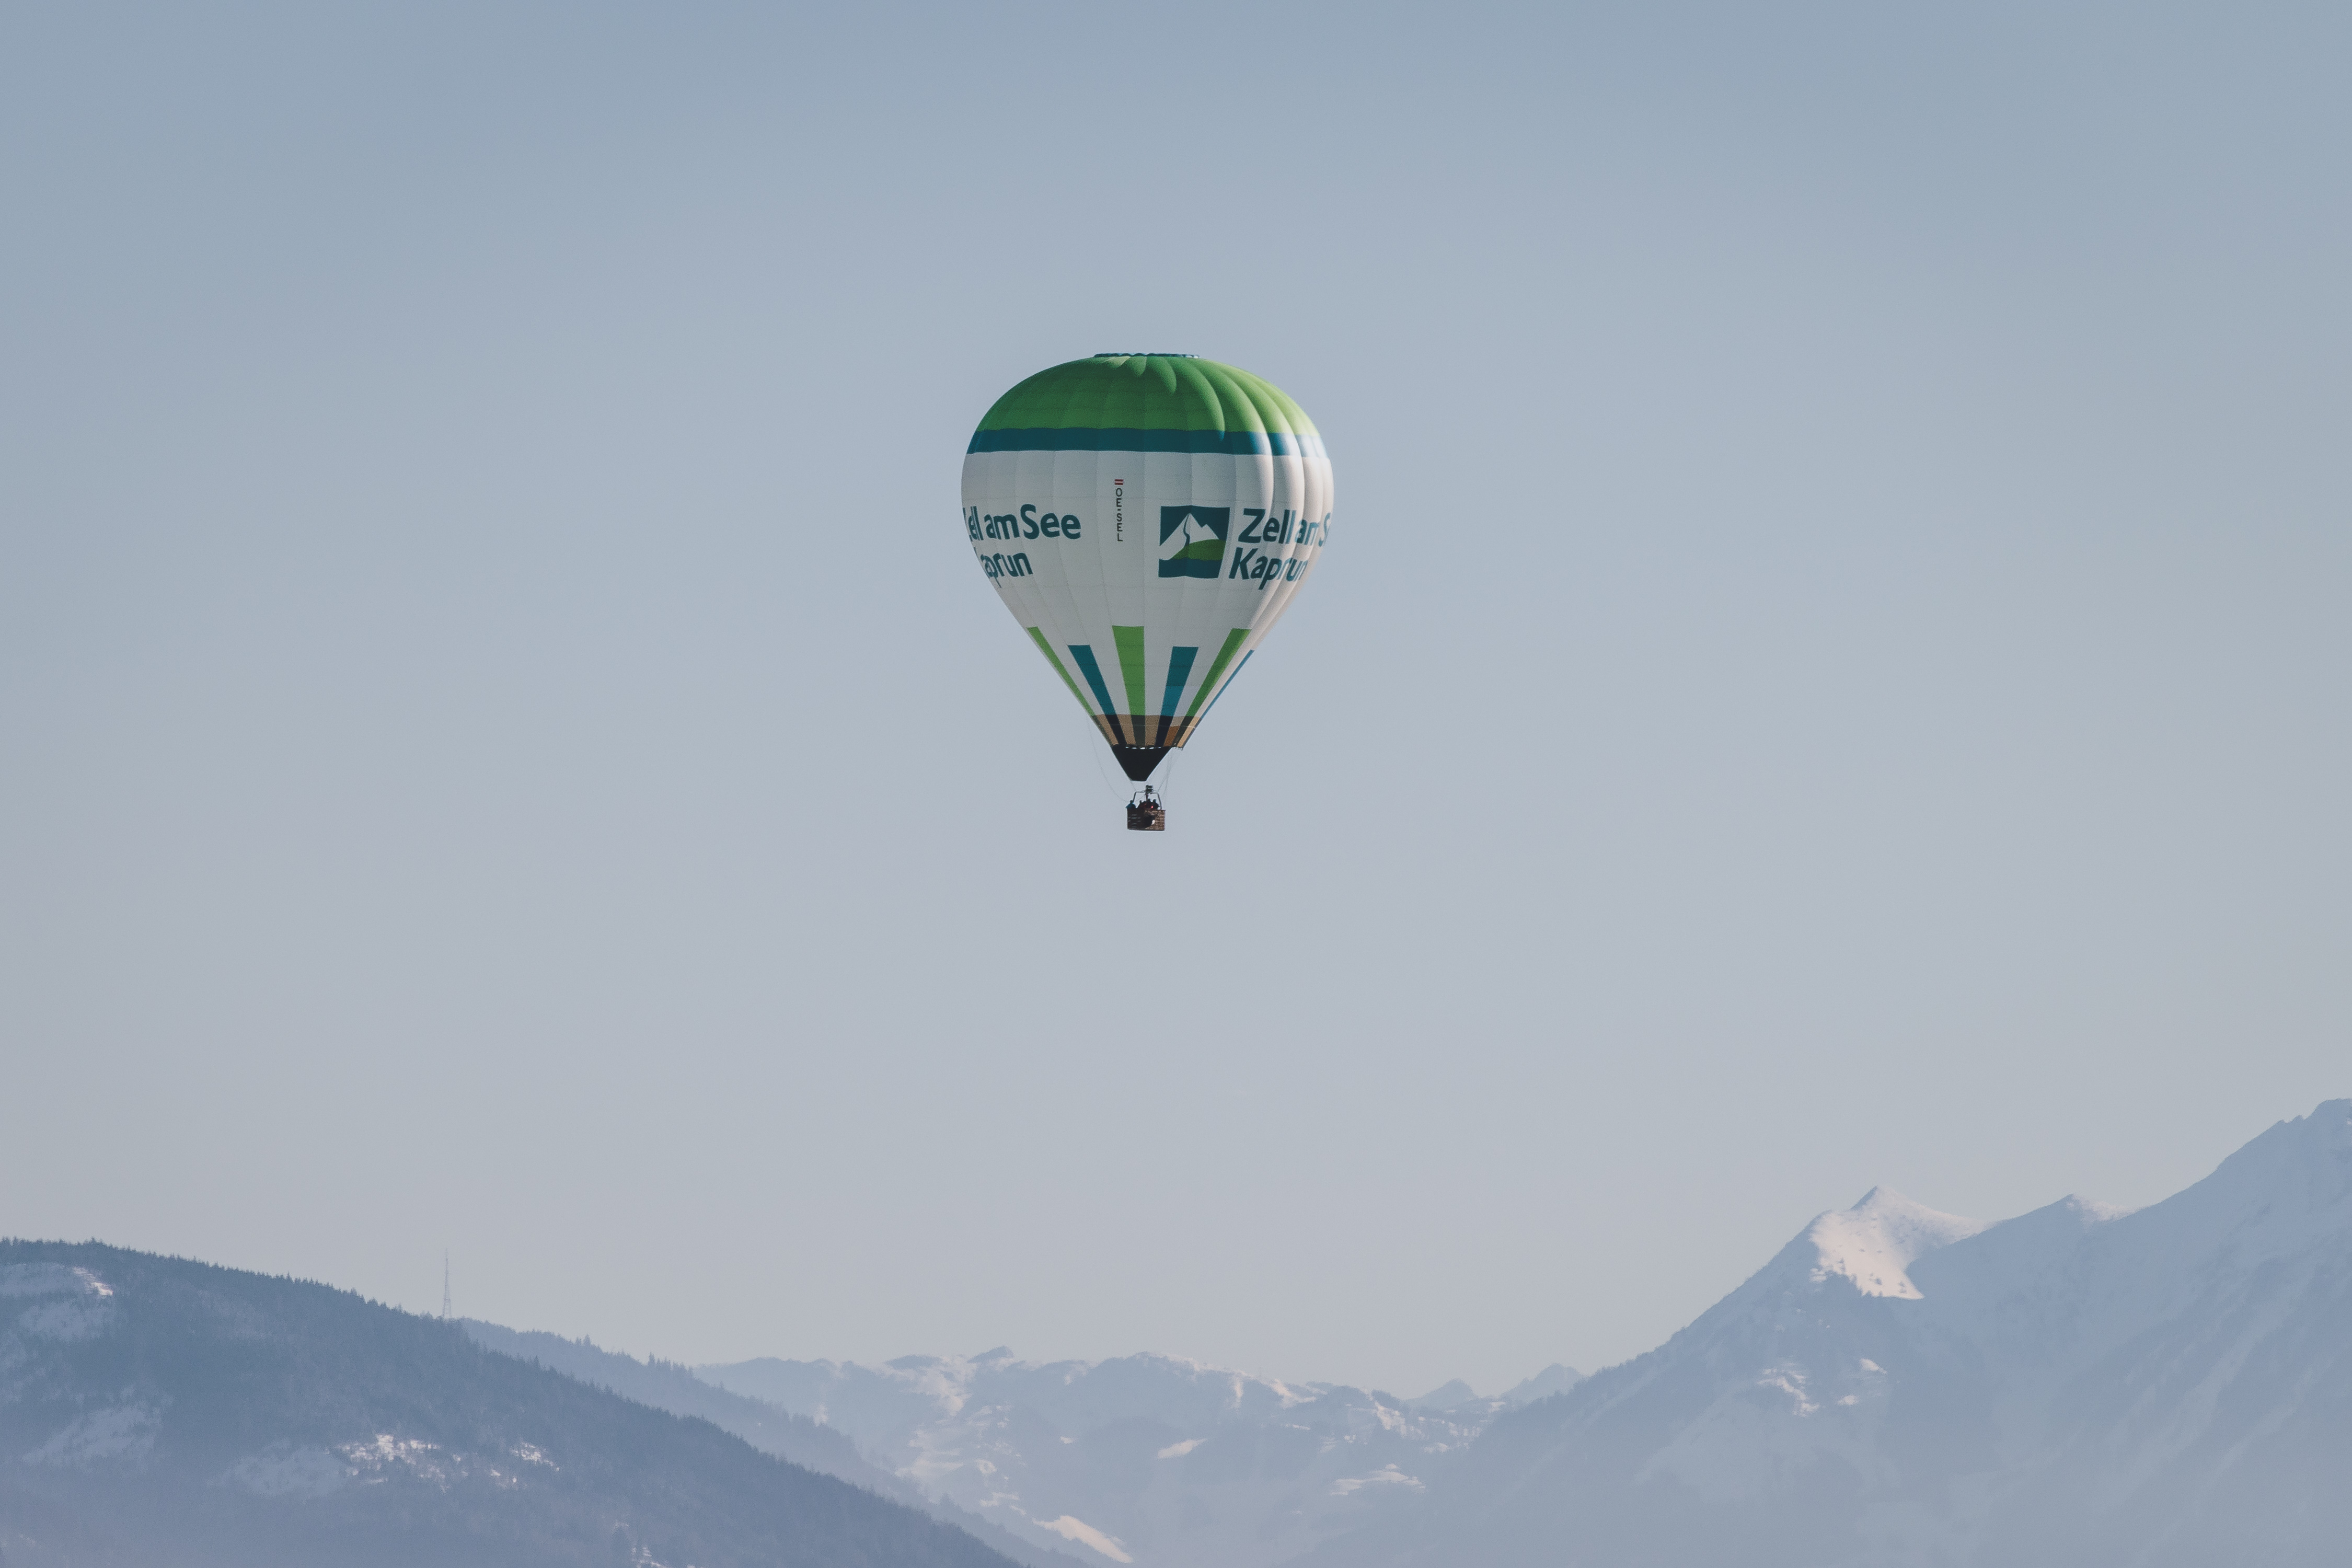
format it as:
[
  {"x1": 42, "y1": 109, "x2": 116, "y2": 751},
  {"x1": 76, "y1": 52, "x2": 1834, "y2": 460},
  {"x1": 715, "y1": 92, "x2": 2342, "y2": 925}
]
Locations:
[
  {"x1": 1068, "y1": 644, "x2": 1118, "y2": 720},
  {"x1": 1160, "y1": 647, "x2": 1197, "y2": 718}
]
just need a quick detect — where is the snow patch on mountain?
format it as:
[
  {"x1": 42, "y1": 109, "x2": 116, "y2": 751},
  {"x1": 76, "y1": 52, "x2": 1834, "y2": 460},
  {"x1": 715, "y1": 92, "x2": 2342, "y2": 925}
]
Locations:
[
  {"x1": 2, "y1": 1262, "x2": 119, "y2": 1343},
  {"x1": 1635, "y1": 1356, "x2": 1897, "y2": 1503},
  {"x1": 1332, "y1": 1465, "x2": 1425, "y2": 1496},
  {"x1": 1039, "y1": 1515, "x2": 1132, "y2": 1562},
  {"x1": 1803, "y1": 1186, "x2": 1987, "y2": 1298},
  {"x1": 0, "y1": 1264, "x2": 113, "y2": 1300}
]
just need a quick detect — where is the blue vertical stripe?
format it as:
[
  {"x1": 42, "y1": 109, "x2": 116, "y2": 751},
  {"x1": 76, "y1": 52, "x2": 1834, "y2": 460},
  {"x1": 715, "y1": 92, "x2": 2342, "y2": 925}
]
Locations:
[
  {"x1": 1068, "y1": 645, "x2": 1121, "y2": 734},
  {"x1": 1159, "y1": 646, "x2": 1198, "y2": 718}
]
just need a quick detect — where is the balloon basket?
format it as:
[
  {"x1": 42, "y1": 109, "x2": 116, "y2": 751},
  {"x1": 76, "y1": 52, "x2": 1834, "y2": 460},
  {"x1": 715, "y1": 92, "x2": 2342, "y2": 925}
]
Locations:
[{"x1": 1126, "y1": 786, "x2": 1166, "y2": 832}]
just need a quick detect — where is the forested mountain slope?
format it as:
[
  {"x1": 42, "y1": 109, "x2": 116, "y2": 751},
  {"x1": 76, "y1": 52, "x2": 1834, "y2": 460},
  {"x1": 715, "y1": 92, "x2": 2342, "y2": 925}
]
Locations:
[{"x1": 0, "y1": 1242, "x2": 1021, "y2": 1568}]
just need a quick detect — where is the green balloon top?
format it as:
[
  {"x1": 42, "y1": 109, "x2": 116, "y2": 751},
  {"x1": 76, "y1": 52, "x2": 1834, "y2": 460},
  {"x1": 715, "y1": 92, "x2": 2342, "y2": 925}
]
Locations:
[{"x1": 968, "y1": 355, "x2": 1323, "y2": 457}]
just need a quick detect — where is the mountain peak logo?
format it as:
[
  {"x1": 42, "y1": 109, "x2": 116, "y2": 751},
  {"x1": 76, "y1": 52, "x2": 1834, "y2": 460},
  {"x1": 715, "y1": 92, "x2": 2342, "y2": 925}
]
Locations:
[{"x1": 1158, "y1": 506, "x2": 1230, "y2": 579}]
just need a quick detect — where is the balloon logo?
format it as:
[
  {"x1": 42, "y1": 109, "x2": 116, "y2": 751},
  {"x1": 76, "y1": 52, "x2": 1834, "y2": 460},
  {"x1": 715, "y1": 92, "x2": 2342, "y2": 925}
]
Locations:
[{"x1": 962, "y1": 355, "x2": 1332, "y2": 830}]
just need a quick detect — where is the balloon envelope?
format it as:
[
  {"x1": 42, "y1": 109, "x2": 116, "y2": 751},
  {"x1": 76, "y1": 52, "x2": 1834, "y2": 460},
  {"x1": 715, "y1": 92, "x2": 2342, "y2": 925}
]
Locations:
[{"x1": 962, "y1": 354, "x2": 1332, "y2": 780}]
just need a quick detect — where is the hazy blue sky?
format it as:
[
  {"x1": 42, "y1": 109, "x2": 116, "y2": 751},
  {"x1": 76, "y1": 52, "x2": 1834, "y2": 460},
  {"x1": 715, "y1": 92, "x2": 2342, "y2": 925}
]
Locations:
[{"x1": 3, "y1": 1, "x2": 2346, "y2": 1397}]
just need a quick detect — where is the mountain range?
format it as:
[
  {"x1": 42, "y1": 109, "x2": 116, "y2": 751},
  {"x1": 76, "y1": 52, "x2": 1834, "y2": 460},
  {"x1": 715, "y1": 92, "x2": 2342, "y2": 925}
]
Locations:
[
  {"x1": 692, "y1": 1348, "x2": 1578, "y2": 1567},
  {"x1": 456, "y1": 1321, "x2": 1081, "y2": 1568},
  {"x1": 6, "y1": 1098, "x2": 2347, "y2": 1565},
  {"x1": 1306, "y1": 1097, "x2": 2352, "y2": 1568},
  {"x1": 0, "y1": 1245, "x2": 1018, "y2": 1568}
]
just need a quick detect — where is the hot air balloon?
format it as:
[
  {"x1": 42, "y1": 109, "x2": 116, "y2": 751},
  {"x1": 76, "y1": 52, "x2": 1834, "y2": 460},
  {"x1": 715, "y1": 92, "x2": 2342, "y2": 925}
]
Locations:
[{"x1": 962, "y1": 354, "x2": 1331, "y2": 830}]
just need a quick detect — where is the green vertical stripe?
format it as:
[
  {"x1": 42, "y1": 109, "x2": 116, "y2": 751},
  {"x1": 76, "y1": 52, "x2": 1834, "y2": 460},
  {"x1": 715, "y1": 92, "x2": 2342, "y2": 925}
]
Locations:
[
  {"x1": 1183, "y1": 628, "x2": 1251, "y2": 721},
  {"x1": 1113, "y1": 625, "x2": 1147, "y2": 718},
  {"x1": 1027, "y1": 627, "x2": 1090, "y2": 712}
]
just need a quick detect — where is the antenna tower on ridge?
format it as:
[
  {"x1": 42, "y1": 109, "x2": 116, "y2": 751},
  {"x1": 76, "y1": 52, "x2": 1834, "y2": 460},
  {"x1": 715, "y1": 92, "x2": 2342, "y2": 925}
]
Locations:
[{"x1": 442, "y1": 1251, "x2": 452, "y2": 1320}]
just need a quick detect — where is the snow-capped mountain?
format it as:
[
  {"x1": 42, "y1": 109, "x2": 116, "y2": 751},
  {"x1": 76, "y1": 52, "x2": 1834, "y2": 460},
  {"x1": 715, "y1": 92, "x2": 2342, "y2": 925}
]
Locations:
[
  {"x1": 14, "y1": 1101, "x2": 2345, "y2": 1567},
  {"x1": 456, "y1": 1320, "x2": 1085, "y2": 1568},
  {"x1": 1311, "y1": 1098, "x2": 2352, "y2": 1568},
  {"x1": 695, "y1": 1350, "x2": 1565, "y2": 1568},
  {"x1": 0, "y1": 1244, "x2": 1019, "y2": 1568}
]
